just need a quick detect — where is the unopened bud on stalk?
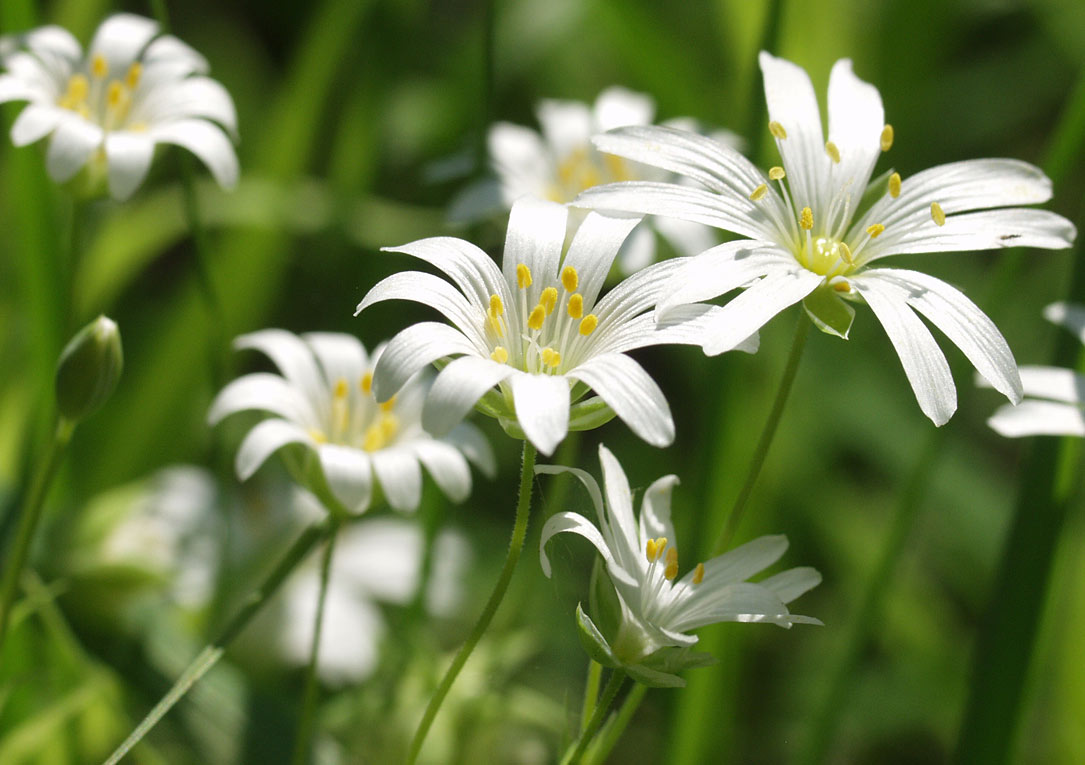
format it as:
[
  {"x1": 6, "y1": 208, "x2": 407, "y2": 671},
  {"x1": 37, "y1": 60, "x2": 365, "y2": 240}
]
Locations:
[{"x1": 55, "y1": 315, "x2": 123, "y2": 421}]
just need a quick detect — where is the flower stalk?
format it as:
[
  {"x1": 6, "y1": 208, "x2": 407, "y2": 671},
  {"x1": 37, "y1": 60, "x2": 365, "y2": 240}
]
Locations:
[{"x1": 561, "y1": 670, "x2": 626, "y2": 765}]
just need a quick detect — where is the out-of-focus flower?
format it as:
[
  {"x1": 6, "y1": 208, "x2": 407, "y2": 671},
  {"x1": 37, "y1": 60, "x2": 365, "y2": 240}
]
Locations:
[
  {"x1": 538, "y1": 445, "x2": 820, "y2": 685},
  {"x1": 451, "y1": 86, "x2": 735, "y2": 273},
  {"x1": 0, "y1": 13, "x2": 238, "y2": 199},
  {"x1": 357, "y1": 198, "x2": 756, "y2": 455},
  {"x1": 984, "y1": 302, "x2": 1085, "y2": 437},
  {"x1": 209, "y1": 330, "x2": 494, "y2": 514},
  {"x1": 576, "y1": 52, "x2": 1077, "y2": 425}
]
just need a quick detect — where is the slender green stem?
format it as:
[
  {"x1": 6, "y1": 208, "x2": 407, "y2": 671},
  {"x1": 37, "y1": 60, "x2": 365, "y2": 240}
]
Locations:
[
  {"x1": 0, "y1": 416, "x2": 75, "y2": 661},
  {"x1": 586, "y1": 682, "x2": 646, "y2": 765},
  {"x1": 103, "y1": 520, "x2": 332, "y2": 765},
  {"x1": 406, "y1": 440, "x2": 537, "y2": 764},
  {"x1": 561, "y1": 670, "x2": 626, "y2": 765},
  {"x1": 713, "y1": 313, "x2": 809, "y2": 555},
  {"x1": 579, "y1": 660, "x2": 603, "y2": 735},
  {"x1": 291, "y1": 525, "x2": 339, "y2": 765}
]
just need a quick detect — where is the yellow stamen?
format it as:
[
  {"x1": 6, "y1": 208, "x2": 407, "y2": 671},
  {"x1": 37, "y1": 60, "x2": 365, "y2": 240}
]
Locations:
[
  {"x1": 59, "y1": 74, "x2": 89, "y2": 109},
  {"x1": 833, "y1": 280, "x2": 852, "y2": 293},
  {"x1": 379, "y1": 395, "x2": 397, "y2": 413},
  {"x1": 888, "y1": 172, "x2": 902, "y2": 199},
  {"x1": 528, "y1": 304, "x2": 546, "y2": 331},
  {"x1": 930, "y1": 202, "x2": 946, "y2": 226},
  {"x1": 561, "y1": 265, "x2": 579, "y2": 292},
  {"x1": 567, "y1": 293, "x2": 584, "y2": 319},
  {"x1": 107, "y1": 80, "x2": 125, "y2": 109},
  {"x1": 540, "y1": 286, "x2": 558, "y2": 316},
  {"x1": 360, "y1": 371, "x2": 373, "y2": 394},
  {"x1": 309, "y1": 428, "x2": 328, "y2": 444},
  {"x1": 490, "y1": 346, "x2": 508, "y2": 364},
  {"x1": 91, "y1": 54, "x2": 108, "y2": 79},
  {"x1": 768, "y1": 120, "x2": 787, "y2": 139},
  {"x1": 646, "y1": 538, "x2": 659, "y2": 562},
  {"x1": 825, "y1": 141, "x2": 841, "y2": 164},
  {"x1": 362, "y1": 415, "x2": 399, "y2": 452},
  {"x1": 749, "y1": 183, "x2": 768, "y2": 201},
  {"x1": 768, "y1": 166, "x2": 786, "y2": 181},
  {"x1": 516, "y1": 263, "x2": 532, "y2": 289},
  {"x1": 334, "y1": 378, "x2": 349, "y2": 399},
  {"x1": 579, "y1": 314, "x2": 598, "y2": 336},
  {"x1": 866, "y1": 223, "x2": 886, "y2": 238},
  {"x1": 800, "y1": 207, "x2": 813, "y2": 231},
  {"x1": 655, "y1": 537, "x2": 668, "y2": 555},
  {"x1": 125, "y1": 62, "x2": 142, "y2": 90},
  {"x1": 880, "y1": 124, "x2": 894, "y2": 152},
  {"x1": 541, "y1": 347, "x2": 562, "y2": 367},
  {"x1": 489, "y1": 293, "x2": 504, "y2": 318},
  {"x1": 664, "y1": 547, "x2": 679, "y2": 581},
  {"x1": 692, "y1": 562, "x2": 705, "y2": 585},
  {"x1": 838, "y1": 241, "x2": 854, "y2": 265}
]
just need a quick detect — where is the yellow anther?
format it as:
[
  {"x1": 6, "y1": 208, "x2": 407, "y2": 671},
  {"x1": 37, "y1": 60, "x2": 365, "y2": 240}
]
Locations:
[
  {"x1": 561, "y1": 265, "x2": 579, "y2": 292},
  {"x1": 866, "y1": 223, "x2": 886, "y2": 238},
  {"x1": 692, "y1": 562, "x2": 705, "y2": 585},
  {"x1": 749, "y1": 183, "x2": 768, "y2": 201},
  {"x1": 91, "y1": 54, "x2": 108, "y2": 79},
  {"x1": 666, "y1": 546, "x2": 678, "y2": 565},
  {"x1": 664, "y1": 561, "x2": 679, "y2": 581},
  {"x1": 888, "y1": 172, "x2": 902, "y2": 199},
  {"x1": 516, "y1": 263, "x2": 533, "y2": 289},
  {"x1": 880, "y1": 124, "x2": 894, "y2": 152},
  {"x1": 838, "y1": 241, "x2": 854, "y2": 265},
  {"x1": 334, "y1": 378, "x2": 349, "y2": 399},
  {"x1": 490, "y1": 346, "x2": 509, "y2": 364},
  {"x1": 379, "y1": 395, "x2": 397, "y2": 413},
  {"x1": 800, "y1": 207, "x2": 814, "y2": 231},
  {"x1": 768, "y1": 166, "x2": 786, "y2": 181},
  {"x1": 646, "y1": 538, "x2": 659, "y2": 562},
  {"x1": 930, "y1": 201, "x2": 946, "y2": 226},
  {"x1": 833, "y1": 280, "x2": 852, "y2": 293},
  {"x1": 363, "y1": 415, "x2": 399, "y2": 452},
  {"x1": 567, "y1": 293, "x2": 584, "y2": 319},
  {"x1": 655, "y1": 537, "x2": 668, "y2": 555},
  {"x1": 528, "y1": 304, "x2": 546, "y2": 331},
  {"x1": 125, "y1": 62, "x2": 142, "y2": 90},
  {"x1": 541, "y1": 347, "x2": 562, "y2": 367},
  {"x1": 309, "y1": 428, "x2": 328, "y2": 444},
  {"x1": 768, "y1": 120, "x2": 788, "y2": 139},
  {"x1": 825, "y1": 141, "x2": 841, "y2": 164},
  {"x1": 64, "y1": 74, "x2": 88, "y2": 103},
  {"x1": 107, "y1": 80, "x2": 125, "y2": 109},
  {"x1": 540, "y1": 286, "x2": 558, "y2": 316},
  {"x1": 579, "y1": 314, "x2": 598, "y2": 336},
  {"x1": 489, "y1": 293, "x2": 504, "y2": 318},
  {"x1": 360, "y1": 371, "x2": 373, "y2": 394}
]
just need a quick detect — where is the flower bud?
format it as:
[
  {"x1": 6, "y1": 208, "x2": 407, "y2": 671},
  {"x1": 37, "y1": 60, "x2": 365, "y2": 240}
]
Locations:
[{"x1": 55, "y1": 315, "x2": 123, "y2": 421}]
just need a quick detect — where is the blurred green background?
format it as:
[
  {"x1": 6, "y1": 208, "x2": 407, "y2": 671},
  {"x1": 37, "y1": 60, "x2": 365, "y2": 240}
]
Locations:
[{"x1": 1, "y1": 0, "x2": 1083, "y2": 762}]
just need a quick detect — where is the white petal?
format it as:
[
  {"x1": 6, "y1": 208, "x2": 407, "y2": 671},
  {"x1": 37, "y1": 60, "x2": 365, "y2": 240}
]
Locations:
[
  {"x1": 638, "y1": 474, "x2": 679, "y2": 548},
  {"x1": 653, "y1": 214, "x2": 718, "y2": 258},
  {"x1": 487, "y1": 122, "x2": 552, "y2": 204},
  {"x1": 235, "y1": 418, "x2": 311, "y2": 480},
  {"x1": 616, "y1": 222, "x2": 656, "y2": 274},
  {"x1": 89, "y1": 14, "x2": 159, "y2": 71},
  {"x1": 597, "y1": 445, "x2": 642, "y2": 570},
  {"x1": 356, "y1": 271, "x2": 488, "y2": 349},
  {"x1": 301, "y1": 332, "x2": 367, "y2": 392},
  {"x1": 509, "y1": 372, "x2": 571, "y2": 456},
  {"x1": 671, "y1": 581, "x2": 794, "y2": 631},
  {"x1": 422, "y1": 355, "x2": 513, "y2": 436},
  {"x1": 332, "y1": 519, "x2": 422, "y2": 601},
  {"x1": 827, "y1": 58, "x2": 883, "y2": 205},
  {"x1": 599, "y1": 305, "x2": 755, "y2": 355},
  {"x1": 46, "y1": 116, "x2": 102, "y2": 182},
  {"x1": 539, "y1": 511, "x2": 637, "y2": 586},
  {"x1": 137, "y1": 76, "x2": 237, "y2": 137},
  {"x1": 372, "y1": 322, "x2": 477, "y2": 403},
  {"x1": 699, "y1": 535, "x2": 789, "y2": 587},
  {"x1": 150, "y1": 119, "x2": 238, "y2": 188},
  {"x1": 142, "y1": 34, "x2": 208, "y2": 76},
  {"x1": 501, "y1": 197, "x2": 568, "y2": 298},
  {"x1": 593, "y1": 86, "x2": 654, "y2": 132},
  {"x1": 536, "y1": 98, "x2": 591, "y2": 158},
  {"x1": 381, "y1": 235, "x2": 508, "y2": 311},
  {"x1": 208, "y1": 372, "x2": 318, "y2": 426},
  {"x1": 759, "y1": 51, "x2": 826, "y2": 212},
  {"x1": 370, "y1": 447, "x2": 423, "y2": 512},
  {"x1": 25, "y1": 25, "x2": 82, "y2": 63},
  {"x1": 447, "y1": 178, "x2": 505, "y2": 222},
  {"x1": 235, "y1": 330, "x2": 328, "y2": 419},
  {"x1": 318, "y1": 443, "x2": 373, "y2": 514},
  {"x1": 655, "y1": 241, "x2": 791, "y2": 318},
  {"x1": 568, "y1": 354, "x2": 674, "y2": 447},
  {"x1": 10, "y1": 103, "x2": 65, "y2": 146},
  {"x1": 701, "y1": 265, "x2": 822, "y2": 355},
  {"x1": 411, "y1": 439, "x2": 473, "y2": 503},
  {"x1": 0, "y1": 74, "x2": 41, "y2": 104},
  {"x1": 1012, "y1": 366, "x2": 1084, "y2": 404},
  {"x1": 445, "y1": 422, "x2": 496, "y2": 477},
  {"x1": 105, "y1": 131, "x2": 154, "y2": 200},
  {"x1": 562, "y1": 210, "x2": 642, "y2": 306},
  {"x1": 1044, "y1": 302, "x2": 1085, "y2": 343},
  {"x1": 862, "y1": 269, "x2": 1021, "y2": 403},
  {"x1": 535, "y1": 463, "x2": 605, "y2": 519},
  {"x1": 758, "y1": 566, "x2": 822, "y2": 603},
  {"x1": 591, "y1": 256, "x2": 690, "y2": 328},
  {"x1": 852, "y1": 275, "x2": 956, "y2": 425},
  {"x1": 988, "y1": 400, "x2": 1085, "y2": 438}
]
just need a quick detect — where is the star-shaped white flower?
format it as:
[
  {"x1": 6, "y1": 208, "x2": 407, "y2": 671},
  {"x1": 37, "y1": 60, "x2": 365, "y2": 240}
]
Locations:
[
  {"x1": 0, "y1": 13, "x2": 238, "y2": 199},
  {"x1": 576, "y1": 52, "x2": 1077, "y2": 425},
  {"x1": 539, "y1": 445, "x2": 820, "y2": 667},
  {"x1": 450, "y1": 86, "x2": 729, "y2": 273},
  {"x1": 209, "y1": 330, "x2": 494, "y2": 514},
  {"x1": 356, "y1": 198, "x2": 755, "y2": 456},
  {"x1": 983, "y1": 302, "x2": 1085, "y2": 437}
]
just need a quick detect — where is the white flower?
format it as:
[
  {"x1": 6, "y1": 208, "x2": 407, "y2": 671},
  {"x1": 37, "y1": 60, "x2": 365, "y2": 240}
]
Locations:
[
  {"x1": 984, "y1": 302, "x2": 1085, "y2": 437},
  {"x1": 0, "y1": 13, "x2": 238, "y2": 199},
  {"x1": 539, "y1": 445, "x2": 820, "y2": 667},
  {"x1": 356, "y1": 197, "x2": 756, "y2": 456},
  {"x1": 208, "y1": 330, "x2": 495, "y2": 514},
  {"x1": 575, "y1": 52, "x2": 1077, "y2": 425},
  {"x1": 451, "y1": 86, "x2": 733, "y2": 273}
]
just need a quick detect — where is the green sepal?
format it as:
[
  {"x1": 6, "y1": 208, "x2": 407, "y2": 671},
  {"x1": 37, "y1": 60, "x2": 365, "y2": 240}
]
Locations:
[
  {"x1": 803, "y1": 285, "x2": 856, "y2": 339},
  {"x1": 624, "y1": 661, "x2": 686, "y2": 688},
  {"x1": 498, "y1": 396, "x2": 616, "y2": 441},
  {"x1": 474, "y1": 387, "x2": 511, "y2": 420},
  {"x1": 576, "y1": 603, "x2": 621, "y2": 668},
  {"x1": 588, "y1": 558, "x2": 623, "y2": 640}
]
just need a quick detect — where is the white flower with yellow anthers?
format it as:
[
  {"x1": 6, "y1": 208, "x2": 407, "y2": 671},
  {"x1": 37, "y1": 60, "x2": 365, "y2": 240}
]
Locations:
[
  {"x1": 538, "y1": 445, "x2": 820, "y2": 677},
  {"x1": 575, "y1": 52, "x2": 1077, "y2": 426},
  {"x1": 983, "y1": 303, "x2": 1085, "y2": 438},
  {"x1": 209, "y1": 330, "x2": 494, "y2": 514},
  {"x1": 356, "y1": 197, "x2": 755, "y2": 456},
  {"x1": 0, "y1": 13, "x2": 237, "y2": 200},
  {"x1": 450, "y1": 86, "x2": 732, "y2": 273}
]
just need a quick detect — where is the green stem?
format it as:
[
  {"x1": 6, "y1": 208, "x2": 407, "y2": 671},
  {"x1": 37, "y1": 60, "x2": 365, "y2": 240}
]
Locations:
[
  {"x1": 0, "y1": 416, "x2": 75, "y2": 660},
  {"x1": 579, "y1": 660, "x2": 603, "y2": 735},
  {"x1": 290, "y1": 525, "x2": 339, "y2": 765},
  {"x1": 561, "y1": 670, "x2": 626, "y2": 765},
  {"x1": 713, "y1": 313, "x2": 809, "y2": 555},
  {"x1": 406, "y1": 440, "x2": 537, "y2": 764},
  {"x1": 586, "y1": 682, "x2": 646, "y2": 765},
  {"x1": 103, "y1": 520, "x2": 333, "y2": 765}
]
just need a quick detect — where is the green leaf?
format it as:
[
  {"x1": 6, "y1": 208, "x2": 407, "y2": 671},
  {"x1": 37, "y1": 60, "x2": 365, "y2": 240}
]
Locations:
[
  {"x1": 803, "y1": 286, "x2": 855, "y2": 339},
  {"x1": 576, "y1": 604, "x2": 620, "y2": 669}
]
